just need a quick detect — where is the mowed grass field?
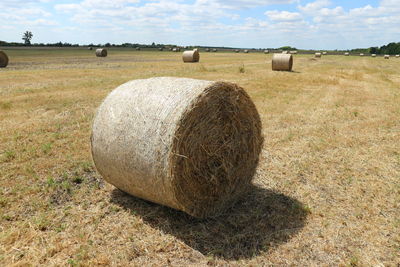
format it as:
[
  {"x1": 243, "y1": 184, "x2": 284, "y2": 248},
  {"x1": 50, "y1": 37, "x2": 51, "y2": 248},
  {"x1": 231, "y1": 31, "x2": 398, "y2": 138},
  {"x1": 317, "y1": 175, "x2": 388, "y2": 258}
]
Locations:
[{"x1": 0, "y1": 47, "x2": 399, "y2": 266}]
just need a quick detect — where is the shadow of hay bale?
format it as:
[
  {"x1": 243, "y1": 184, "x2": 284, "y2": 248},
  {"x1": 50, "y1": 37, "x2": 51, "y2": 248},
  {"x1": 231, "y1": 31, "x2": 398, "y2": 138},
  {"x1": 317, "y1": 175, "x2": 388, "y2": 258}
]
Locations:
[{"x1": 110, "y1": 185, "x2": 308, "y2": 260}]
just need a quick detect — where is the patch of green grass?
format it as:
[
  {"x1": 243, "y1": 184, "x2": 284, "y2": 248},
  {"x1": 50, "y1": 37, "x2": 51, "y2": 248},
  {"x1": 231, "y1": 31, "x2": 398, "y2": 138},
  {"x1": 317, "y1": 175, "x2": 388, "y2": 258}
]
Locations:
[
  {"x1": 0, "y1": 101, "x2": 12, "y2": 109},
  {"x1": 41, "y1": 143, "x2": 52, "y2": 154},
  {"x1": 2, "y1": 150, "x2": 16, "y2": 162}
]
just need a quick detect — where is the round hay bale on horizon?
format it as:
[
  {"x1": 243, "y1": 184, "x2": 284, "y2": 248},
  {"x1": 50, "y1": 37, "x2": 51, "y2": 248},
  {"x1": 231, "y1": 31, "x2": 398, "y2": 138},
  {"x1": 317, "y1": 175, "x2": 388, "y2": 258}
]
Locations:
[
  {"x1": 290, "y1": 51, "x2": 298, "y2": 54},
  {"x1": 360, "y1": 53, "x2": 364, "y2": 57},
  {"x1": 136, "y1": 47, "x2": 141, "y2": 51},
  {"x1": 91, "y1": 77, "x2": 263, "y2": 218},
  {"x1": 88, "y1": 47, "x2": 93, "y2": 50},
  {"x1": 322, "y1": 51, "x2": 327, "y2": 55},
  {"x1": 234, "y1": 49, "x2": 240, "y2": 53},
  {"x1": 95, "y1": 48, "x2": 107, "y2": 57},
  {"x1": 281, "y1": 50, "x2": 288, "y2": 54},
  {"x1": 344, "y1": 52, "x2": 350, "y2": 56},
  {"x1": 272, "y1": 53, "x2": 293, "y2": 71},
  {"x1": 264, "y1": 50, "x2": 269, "y2": 54},
  {"x1": 182, "y1": 50, "x2": 200, "y2": 63},
  {"x1": 384, "y1": 55, "x2": 390, "y2": 59},
  {"x1": 0, "y1": 51, "x2": 9, "y2": 68},
  {"x1": 371, "y1": 54, "x2": 377, "y2": 57},
  {"x1": 395, "y1": 55, "x2": 399, "y2": 58},
  {"x1": 315, "y1": 52, "x2": 322, "y2": 58},
  {"x1": 244, "y1": 49, "x2": 249, "y2": 53},
  {"x1": 159, "y1": 47, "x2": 164, "y2": 51},
  {"x1": 212, "y1": 48, "x2": 217, "y2": 52}
]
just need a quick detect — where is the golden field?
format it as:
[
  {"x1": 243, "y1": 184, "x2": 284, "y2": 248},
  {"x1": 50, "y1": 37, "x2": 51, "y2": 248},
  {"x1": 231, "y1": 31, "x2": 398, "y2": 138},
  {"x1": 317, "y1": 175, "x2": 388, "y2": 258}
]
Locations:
[{"x1": 0, "y1": 48, "x2": 399, "y2": 266}]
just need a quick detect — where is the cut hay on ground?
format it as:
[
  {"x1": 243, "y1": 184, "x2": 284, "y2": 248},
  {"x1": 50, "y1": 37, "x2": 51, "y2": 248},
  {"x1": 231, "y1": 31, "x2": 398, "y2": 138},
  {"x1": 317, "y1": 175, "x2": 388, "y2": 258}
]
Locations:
[
  {"x1": 91, "y1": 77, "x2": 263, "y2": 218},
  {"x1": 0, "y1": 51, "x2": 9, "y2": 67},
  {"x1": 182, "y1": 50, "x2": 200, "y2": 63},
  {"x1": 95, "y1": 48, "x2": 107, "y2": 57},
  {"x1": 272, "y1": 53, "x2": 293, "y2": 71}
]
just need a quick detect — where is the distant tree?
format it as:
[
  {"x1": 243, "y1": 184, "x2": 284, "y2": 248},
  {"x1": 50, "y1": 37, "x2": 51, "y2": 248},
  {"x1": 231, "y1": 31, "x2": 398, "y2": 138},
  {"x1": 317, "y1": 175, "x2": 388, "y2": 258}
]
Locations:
[
  {"x1": 105, "y1": 43, "x2": 111, "y2": 47},
  {"x1": 22, "y1": 31, "x2": 33, "y2": 45}
]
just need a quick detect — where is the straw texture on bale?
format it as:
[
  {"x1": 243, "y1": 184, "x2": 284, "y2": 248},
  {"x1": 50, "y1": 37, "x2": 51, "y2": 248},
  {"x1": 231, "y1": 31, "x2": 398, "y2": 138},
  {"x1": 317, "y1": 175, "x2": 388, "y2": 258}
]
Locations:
[
  {"x1": 315, "y1": 52, "x2": 322, "y2": 58},
  {"x1": 384, "y1": 55, "x2": 390, "y2": 59},
  {"x1": 95, "y1": 48, "x2": 107, "y2": 57},
  {"x1": 182, "y1": 50, "x2": 200, "y2": 63},
  {"x1": 0, "y1": 51, "x2": 9, "y2": 68},
  {"x1": 91, "y1": 77, "x2": 263, "y2": 218},
  {"x1": 272, "y1": 53, "x2": 293, "y2": 71}
]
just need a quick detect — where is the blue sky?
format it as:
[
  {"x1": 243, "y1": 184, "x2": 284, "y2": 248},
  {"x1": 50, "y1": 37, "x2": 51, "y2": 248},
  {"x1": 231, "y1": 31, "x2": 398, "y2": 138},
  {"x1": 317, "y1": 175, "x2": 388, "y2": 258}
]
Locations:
[{"x1": 0, "y1": 0, "x2": 398, "y2": 49}]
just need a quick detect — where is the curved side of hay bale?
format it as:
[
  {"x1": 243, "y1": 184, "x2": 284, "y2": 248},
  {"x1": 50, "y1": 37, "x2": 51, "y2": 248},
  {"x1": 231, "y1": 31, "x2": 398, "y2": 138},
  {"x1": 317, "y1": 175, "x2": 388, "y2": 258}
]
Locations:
[
  {"x1": 91, "y1": 77, "x2": 263, "y2": 218},
  {"x1": 272, "y1": 53, "x2": 293, "y2": 71},
  {"x1": 95, "y1": 48, "x2": 107, "y2": 57},
  {"x1": 0, "y1": 51, "x2": 9, "y2": 68},
  {"x1": 205, "y1": 48, "x2": 210, "y2": 52},
  {"x1": 182, "y1": 50, "x2": 200, "y2": 63},
  {"x1": 315, "y1": 52, "x2": 322, "y2": 58}
]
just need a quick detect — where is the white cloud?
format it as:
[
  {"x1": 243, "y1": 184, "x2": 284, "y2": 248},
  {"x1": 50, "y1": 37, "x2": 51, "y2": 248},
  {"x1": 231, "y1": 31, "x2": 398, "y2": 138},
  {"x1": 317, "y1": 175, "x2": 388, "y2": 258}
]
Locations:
[{"x1": 265, "y1": 10, "x2": 302, "y2": 22}]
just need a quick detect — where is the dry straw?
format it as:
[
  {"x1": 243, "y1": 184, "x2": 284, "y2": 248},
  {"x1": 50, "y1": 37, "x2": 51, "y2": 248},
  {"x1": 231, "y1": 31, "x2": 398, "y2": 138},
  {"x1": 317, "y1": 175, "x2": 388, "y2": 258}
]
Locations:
[
  {"x1": 315, "y1": 52, "x2": 322, "y2": 58},
  {"x1": 272, "y1": 53, "x2": 293, "y2": 71},
  {"x1": 91, "y1": 77, "x2": 263, "y2": 218},
  {"x1": 95, "y1": 48, "x2": 107, "y2": 57},
  {"x1": 182, "y1": 50, "x2": 200, "y2": 63},
  {"x1": 0, "y1": 51, "x2": 9, "y2": 68}
]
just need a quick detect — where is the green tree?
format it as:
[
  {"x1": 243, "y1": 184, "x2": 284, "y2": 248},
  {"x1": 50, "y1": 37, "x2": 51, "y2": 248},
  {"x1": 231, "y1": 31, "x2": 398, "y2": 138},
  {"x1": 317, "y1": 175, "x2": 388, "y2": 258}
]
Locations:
[{"x1": 22, "y1": 31, "x2": 33, "y2": 45}]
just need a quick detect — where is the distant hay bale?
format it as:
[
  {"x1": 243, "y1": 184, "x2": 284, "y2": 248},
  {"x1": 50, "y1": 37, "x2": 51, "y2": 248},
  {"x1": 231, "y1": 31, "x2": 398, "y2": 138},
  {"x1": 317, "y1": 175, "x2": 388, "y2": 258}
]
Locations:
[
  {"x1": 0, "y1": 51, "x2": 9, "y2": 68},
  {"x1": 159, "y1": 48, "x2": 163, "y2": 51},
  {"x1": 235, "y1": 49, "x2": 240, "y2": 53},
  {"x1": 272, "y1": 53, "x2": 293, "y2": 71},
  {"x1": 281, "y1": 51, "x2": 288, "y2": 54},
  {"x1": 205, "y1": 48, "x2": 210, "y2": 52},
  {"x1": 136, "y1": 47, "x2": 141, "y2": 51},
  {"x1": 212, "y1": 48, "x2": 217, "y2": 52},
  {"x1": 244, "y1": 50, "x2": 249, "y2": 53},
  {"x1": 395, "y1": 55, "x2": 399, "y2": 58},
  {"x1": 88, "y1": 47, "x2": 93, "y2": 50},
  {"x1": 322, "y1": 52, "x2": 327, "y2": 55},
  {"x1": 264, "y1": 50, "x2": 269, "y2": 54},
  {"x1": 360, "y1": 53, "x2": 364, "y2": 57},
  {"x1": 344, "y1": 52, "x2": 349, "y2": 56},
  {"x1": 315, "y1": 52, "x2": 322, "y2": 58},
  {"x1": 95, "y1": 48, "x2": 107, "y2": 57},
  {"x1": 182, "y1": 50, "x2": 200, "y2": 63},
  {"x1": 91, "y1": 77, "x2": 263, "y2": 218},
  {"x1": 384, "y1": 55, "x2": 390, "y2": 59},
  {"x1": 290, "y1": 51, "x2": 298, "y2": 54},
  {"x1": 371, "y1": 54, "x2": 377, "y2": 57},
  {"x1": 172, "y1": 48, "x2": 178, "y2": 52}
]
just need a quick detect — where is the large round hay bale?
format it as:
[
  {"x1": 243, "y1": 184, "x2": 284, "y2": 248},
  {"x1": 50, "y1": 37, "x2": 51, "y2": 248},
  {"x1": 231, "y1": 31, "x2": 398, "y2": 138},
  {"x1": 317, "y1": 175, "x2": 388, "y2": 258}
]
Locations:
[
  {"x1": 384, "y1": 55, "x2": 390, "y2": 59},
  {"x1": 344, "y1": 52, "x2": 349, "y2": 56},
  {"x1": 272, "y1": 53, "x2": 293, "y2": 71},
  {"x1": 96, "y1": 48, "x2": 107, "y2": 57},
  {"x1": 91, "y1": 77, "x2": 263, "y2": 218},
  {"x1": 182, "y1": 50, "x2": 200, "y2": 63},
  {"x1": 315, "y1": 52, "x2": 322, "y2": 58},
  {"x1": 0, "y1": 51, "x2": 9, "y2": 68}
]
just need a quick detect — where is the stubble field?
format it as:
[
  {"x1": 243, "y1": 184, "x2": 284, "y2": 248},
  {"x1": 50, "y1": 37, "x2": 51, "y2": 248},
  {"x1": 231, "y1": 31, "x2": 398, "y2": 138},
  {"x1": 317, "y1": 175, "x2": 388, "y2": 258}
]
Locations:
[{"x1": 0, "y1": 48, "x2": 399, "y2": 266}]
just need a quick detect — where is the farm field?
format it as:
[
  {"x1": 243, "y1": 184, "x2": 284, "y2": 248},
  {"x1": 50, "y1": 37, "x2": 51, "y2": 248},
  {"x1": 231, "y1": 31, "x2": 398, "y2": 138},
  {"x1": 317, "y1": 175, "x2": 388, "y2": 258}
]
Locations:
[{"x1": 0, "y1": 48, "x2": 399, "y2": 266}]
